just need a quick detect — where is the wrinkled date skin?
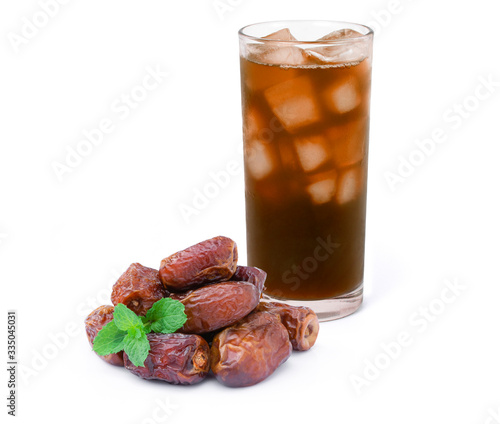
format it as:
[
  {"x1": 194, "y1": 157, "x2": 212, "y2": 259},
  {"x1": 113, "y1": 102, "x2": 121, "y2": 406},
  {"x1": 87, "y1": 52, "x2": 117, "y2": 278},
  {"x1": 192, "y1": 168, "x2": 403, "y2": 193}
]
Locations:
[
  {"x1": 111, "y1": 263, "x2": 168, "y2": 316},
  {"x1": 85, "y1": 305, "x2": 124, "y2": 367},
  {"x1": 256, "y1": 302, "x2": 319, "y2": 351},
  {"x1": 229, "y1": 265, "x2": 267, "y2": 293},
  {"x1": 170, "y1": 281, "x2": 260, "y2": 334},
  {"x1": 124, "y1": 333, "x2": 209, "y2": 385},
  {"x1": 211, "y1": 311, "x2": 292, "y2": 387},
  {"x1": 159, "y1": 236, "x2": 238, "y2": 292}
]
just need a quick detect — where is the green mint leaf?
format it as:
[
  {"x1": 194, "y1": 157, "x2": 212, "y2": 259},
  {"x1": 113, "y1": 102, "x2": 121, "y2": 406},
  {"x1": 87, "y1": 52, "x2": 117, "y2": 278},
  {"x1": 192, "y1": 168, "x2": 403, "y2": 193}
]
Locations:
[
  {"x1": 113, "y1": 303, "x2": 143, "y2": 331},
  {"x1": 151, "y1": 314, "x2": 187, "y2": 334},
  {"x1": 145, "y1": 298, "x2": 187, "y2": 334},
  {"x1": 92, "y1": 320, "x2": 127, "y2": 356},
  {"x1": 123, "y1": 327, "x2": 150, "y2": 367}
]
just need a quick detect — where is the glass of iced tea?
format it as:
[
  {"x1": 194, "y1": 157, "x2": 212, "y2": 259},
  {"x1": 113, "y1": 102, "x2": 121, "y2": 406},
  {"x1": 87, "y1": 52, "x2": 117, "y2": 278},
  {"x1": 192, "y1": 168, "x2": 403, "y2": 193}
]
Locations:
[{"x1": 239, "y1": 21, "x2": 373, "y2": 321}]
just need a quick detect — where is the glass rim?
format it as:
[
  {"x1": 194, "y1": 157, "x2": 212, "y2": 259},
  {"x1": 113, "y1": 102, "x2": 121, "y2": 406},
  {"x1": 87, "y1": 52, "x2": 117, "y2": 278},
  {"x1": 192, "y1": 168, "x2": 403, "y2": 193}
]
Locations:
[{"x1": 238, "y1": 20, "x2": 374, "y2": 45}]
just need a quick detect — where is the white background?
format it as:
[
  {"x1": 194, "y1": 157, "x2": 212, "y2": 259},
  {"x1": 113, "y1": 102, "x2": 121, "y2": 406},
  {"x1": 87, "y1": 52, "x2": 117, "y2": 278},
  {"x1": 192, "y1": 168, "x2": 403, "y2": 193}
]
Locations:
[{"x1": 1, "y1": 0, "x2": 500, "y2": 423}]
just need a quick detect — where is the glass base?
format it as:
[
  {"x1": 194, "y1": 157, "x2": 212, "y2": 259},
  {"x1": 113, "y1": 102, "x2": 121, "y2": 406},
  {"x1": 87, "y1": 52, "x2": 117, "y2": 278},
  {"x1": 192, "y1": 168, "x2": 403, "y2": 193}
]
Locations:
[{"x1": 262, "y1": 285, "x2": 363, "y2": 322}]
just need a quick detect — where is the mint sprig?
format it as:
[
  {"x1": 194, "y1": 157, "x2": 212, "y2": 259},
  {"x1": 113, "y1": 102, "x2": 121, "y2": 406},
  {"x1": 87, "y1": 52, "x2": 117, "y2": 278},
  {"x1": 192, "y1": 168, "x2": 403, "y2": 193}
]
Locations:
[{"x1": 92, "y1": 298, "x2": 187, "y2": 367}]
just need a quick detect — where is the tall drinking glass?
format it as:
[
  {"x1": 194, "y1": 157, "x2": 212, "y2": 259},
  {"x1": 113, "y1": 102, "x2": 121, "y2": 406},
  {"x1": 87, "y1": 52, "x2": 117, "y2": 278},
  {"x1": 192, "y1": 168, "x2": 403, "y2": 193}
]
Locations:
[{"x1": 239, "y1": 21, "x2": 373, "y2": 321}]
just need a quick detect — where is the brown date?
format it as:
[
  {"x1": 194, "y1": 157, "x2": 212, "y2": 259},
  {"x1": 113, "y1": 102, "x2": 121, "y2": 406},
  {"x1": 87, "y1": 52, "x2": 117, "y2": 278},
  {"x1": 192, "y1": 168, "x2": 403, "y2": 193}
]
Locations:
[
  {"x1": 211, "y1": 311, "x2": 292, "y2": 387},
  {"x1": 170, "y1": 281, "x2": 260, "y2": 334},
  {"x1": 159, "y1": 236, "x2": 238, "y2": 292},
  {"x1": 85, "y1": 305, "x2": 124, "y2": 367},
  {"x1": 256, "y1": 302, "x2": 319, "y2": 351},
  {"x1": 124, "y1": 333, "x2": 209, "y2": 385},
  {"x1": 229, "y1": 265, "x2": 267, "y2": 293},
  {"x1": 111, "y1": 263, "x2": 168, "y2": 316}
]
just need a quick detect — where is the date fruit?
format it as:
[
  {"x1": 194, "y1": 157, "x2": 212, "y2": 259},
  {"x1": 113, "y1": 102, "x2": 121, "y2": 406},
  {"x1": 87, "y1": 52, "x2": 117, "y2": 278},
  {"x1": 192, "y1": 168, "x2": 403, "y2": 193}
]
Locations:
[
  {"x1": 256, "y1": 302, "x2": 319, "y2": 351},
  {"x1": 229, "y1": 265, "x2": 267, "y2": 293},
  {"x1": 124, "y1": 333, "x2": 209, "y2": 385},
  {"x1": 159, "y1": 236, "x2": 238, "y2": 292},
  {"x1": 111, "y1": 263, "x2": 168, "y2": 316},
  {"x1": 85, "y1": 235, "x2": 320, "y2": 388},
  {"x1": 85, "y1": 305, "x2": 124, "y2": 367},
  {"x1": 211, "y1": 311, "x2": 292, "y2": 387},
  {"x1": 170, "y1": 281, "x2": 260, "y2": 334}
]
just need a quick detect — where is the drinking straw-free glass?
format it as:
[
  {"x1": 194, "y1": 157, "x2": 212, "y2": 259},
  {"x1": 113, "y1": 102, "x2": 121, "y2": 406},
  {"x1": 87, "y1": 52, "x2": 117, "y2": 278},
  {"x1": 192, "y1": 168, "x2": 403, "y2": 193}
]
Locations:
[{"x1": 239, "y1": 21, "x2": 373, "y2": 321}]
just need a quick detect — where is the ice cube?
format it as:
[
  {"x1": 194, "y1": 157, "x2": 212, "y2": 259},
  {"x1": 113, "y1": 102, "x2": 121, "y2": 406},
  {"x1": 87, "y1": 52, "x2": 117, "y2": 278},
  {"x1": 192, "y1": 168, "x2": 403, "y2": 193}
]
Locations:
[
  {"x1": 244, "y1": 104, "x2": 275, "y2": 141},
  {"x1": 264, "y1": 76, "x2": 322, "y2": 133},
  {"x1": 263, "y1": 45, "x2": 308, "y2": 66},
  {"x1": 336, "y1": 166, "x2": 364, "y2": 204},
  {"x1": 246, "y1": 28, "x2": 309, "y2": 67},
  {"x1": 247, "y1": 43, "x2": 307, "y2": 67},
  {"x1": 303, "y1": 29, "x2": 369, "y2": 65},
  {"x1": 243, "y1": 56, "x2": 301, "y2": 92},
  {"x1": 304, "y1": 45, "x2": 367, "y2": 65},
  {"x1": 245, "y1": 140, "x2": 275, "y2": 180},
  {"x1": 323, "y1": 75, "x2": 361, "y2": 114},
  {"x1": 326, "y1": 119, "x2": 367, "y2": 168},
  {"x1": 306, "y1": 170, "x2": 337, "y2": 205},
  {"x1": 244, "y1": 106, "x2": 261, "y2": 140},
  {"x1": 294, "y1": 134, "x2": 329, "y2": 172}
]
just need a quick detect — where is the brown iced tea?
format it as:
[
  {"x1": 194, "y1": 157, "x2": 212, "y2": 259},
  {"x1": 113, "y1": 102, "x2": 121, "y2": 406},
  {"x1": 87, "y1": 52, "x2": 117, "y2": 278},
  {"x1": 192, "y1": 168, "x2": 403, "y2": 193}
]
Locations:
[{"x1": 240, "y1": 24, "x2": 372, "y2": 306}]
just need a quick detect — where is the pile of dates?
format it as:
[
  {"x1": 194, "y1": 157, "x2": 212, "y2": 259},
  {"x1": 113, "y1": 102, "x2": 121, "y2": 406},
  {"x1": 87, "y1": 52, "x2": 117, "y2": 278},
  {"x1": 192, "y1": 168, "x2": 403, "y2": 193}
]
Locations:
[{"x1": 85, "y1": 236, "x2": 319, "y2": 387}]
